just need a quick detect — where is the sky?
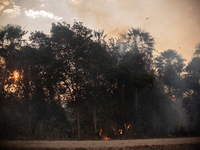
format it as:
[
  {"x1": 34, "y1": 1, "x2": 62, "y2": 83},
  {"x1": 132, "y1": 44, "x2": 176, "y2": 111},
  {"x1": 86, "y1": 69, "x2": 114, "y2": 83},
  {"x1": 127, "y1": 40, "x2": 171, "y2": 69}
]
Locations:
[{"x1": 0, "y1": 0, "x2": 200, "y2": 64}]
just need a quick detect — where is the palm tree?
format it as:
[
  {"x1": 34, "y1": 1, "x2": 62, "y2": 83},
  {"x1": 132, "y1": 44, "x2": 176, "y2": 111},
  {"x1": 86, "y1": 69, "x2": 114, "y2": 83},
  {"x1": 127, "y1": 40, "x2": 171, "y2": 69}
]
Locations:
[
  {"x1": 0, "y1": 24, "x2": 27, "y2": 96},
  {"x1": 121, "y1": 28, "x2": 155, "y2": 72}
]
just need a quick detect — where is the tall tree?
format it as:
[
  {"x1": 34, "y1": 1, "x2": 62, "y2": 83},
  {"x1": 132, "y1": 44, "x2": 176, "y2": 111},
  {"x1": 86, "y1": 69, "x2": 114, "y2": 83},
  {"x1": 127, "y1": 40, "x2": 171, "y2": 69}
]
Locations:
[
  {"x1": 110, "y1": 28, "x2": 156, "y2": 124},
  {"x1": 0, "y1": 24, "x2": 27, "y2": 96},
  {"x1": 51, "y1": 21, "x2": 94, "y2": 139},
  {"x1": 184, "y1": 44, "x2": 200, "y2": 131},
  {"x1": 121, "y1": 28, "x2": 155, "y2": 72},
  {"x1": 155, "y1": 49, "x2": 186, "y2": 96},
  {"x1": 117, "y1": 51, "x2": 155, "y2": 123},
  {"x1": 85, "y1": 30, "x2": 112, "y2": 135}
]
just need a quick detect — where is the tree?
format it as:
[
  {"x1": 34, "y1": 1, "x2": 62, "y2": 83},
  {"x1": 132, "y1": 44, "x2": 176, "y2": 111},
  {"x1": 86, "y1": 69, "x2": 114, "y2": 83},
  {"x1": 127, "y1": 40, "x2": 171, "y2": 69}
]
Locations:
[
  {"x1": 117, "y1": 51, "x2": 155, "y2": 123},
  {"x1": 155, "y1": 49, "x2": 186, "y2": 96},
  {"x1": 50, "y1": 21, "x2": 94, "y2": 139},
  {"x1": 0, "y1": 27, "x2": 73, "y2": 139},
  {"x1": 101, "y1": 29, "x2": 156, "y2": 137},
  {"x1": 85, "y1": 31, "x2": 113, "y2": 135},
  {"x1": 113, "y1": 28, "x2": 155, "y2": 123},
  {"x1": 121, "y1": 28, "x2": 155, "y2": 72},
  {"x1": 154, "y1": 49, "x2": 189, "y2": 134},
  {"x1": 0, "y1": 24, "x2": 27, "y2": 96},
  {"x1": 184, "y1": 44, "x2": 200, "y2": 131}
]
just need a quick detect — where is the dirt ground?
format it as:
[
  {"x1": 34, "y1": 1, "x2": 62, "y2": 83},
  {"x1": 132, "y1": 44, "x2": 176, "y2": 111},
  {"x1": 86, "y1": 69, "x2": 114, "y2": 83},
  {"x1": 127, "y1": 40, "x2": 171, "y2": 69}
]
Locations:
[{"x1": 0, "y1": 137, "x2": 200, "y2": 150}]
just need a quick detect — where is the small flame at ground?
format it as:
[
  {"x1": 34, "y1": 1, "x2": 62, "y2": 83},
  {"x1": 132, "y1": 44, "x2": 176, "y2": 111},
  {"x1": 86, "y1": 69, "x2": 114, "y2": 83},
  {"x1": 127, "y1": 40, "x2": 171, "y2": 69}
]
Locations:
[
  {"x1": 103, "y1": 136, "x2": 111, "y2": 140},
  {"x1": 119, "y1": 129, "x2": 123, "y2": 134},
  {"x1": 124, "y1": 124, "x2": 131, "y2": 129}
]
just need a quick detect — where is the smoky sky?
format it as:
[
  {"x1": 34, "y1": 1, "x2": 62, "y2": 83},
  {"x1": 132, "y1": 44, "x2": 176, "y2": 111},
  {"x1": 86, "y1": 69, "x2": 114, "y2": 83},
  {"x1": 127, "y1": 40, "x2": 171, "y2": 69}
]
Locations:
[
  {"x1": 66, "y1": 0, "x2": 200, "y2": 63},
  {"x1": 0, "y1": 0, "x2": 200, "y2": 63}
]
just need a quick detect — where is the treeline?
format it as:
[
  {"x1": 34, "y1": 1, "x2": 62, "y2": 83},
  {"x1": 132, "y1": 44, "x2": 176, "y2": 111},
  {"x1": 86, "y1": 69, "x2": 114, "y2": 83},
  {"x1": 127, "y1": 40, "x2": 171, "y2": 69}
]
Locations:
[{"x1": 0, "y1": 22, "x2": 200, "y2": 140}]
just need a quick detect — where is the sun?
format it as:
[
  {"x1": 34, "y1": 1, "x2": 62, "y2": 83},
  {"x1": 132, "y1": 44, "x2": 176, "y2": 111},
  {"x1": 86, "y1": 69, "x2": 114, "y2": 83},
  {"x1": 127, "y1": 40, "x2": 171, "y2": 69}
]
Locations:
[{"x1": 14, "y1": 71, "x2": 19, "y2": 79}]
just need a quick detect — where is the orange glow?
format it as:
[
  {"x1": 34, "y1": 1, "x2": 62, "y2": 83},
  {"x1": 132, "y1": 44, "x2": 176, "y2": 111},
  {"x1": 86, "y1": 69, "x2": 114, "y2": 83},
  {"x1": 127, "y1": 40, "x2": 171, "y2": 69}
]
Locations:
[
  {"x1": 119, "y1": 129, "x2": 123, "y2": 134},
  {"x1": 99, "y1": 129, "x2": 102, "y2": 137},
  {"x1": 124, "y1": 124, "x2": 131, "y2": 129},
  {"x1": 103, "y1": 136, "x2": 111, "y2": 140},
  {"x1": 168, "y1": 130, "x2": 171, "y2": 136},
  {"x1": 14, "y1": 71, "x2": 19, "y2": 79}
]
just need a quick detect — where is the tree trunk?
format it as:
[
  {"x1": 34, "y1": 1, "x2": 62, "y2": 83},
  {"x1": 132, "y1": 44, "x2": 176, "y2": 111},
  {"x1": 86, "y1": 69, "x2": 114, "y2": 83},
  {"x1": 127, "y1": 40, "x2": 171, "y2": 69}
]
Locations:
[
  {"x1": 0, "y1": 65, "x2": 7, "y2": 96},
  {"x1": 135, "y1": 88, "x2": 138, "y2": 122},
  {"x1": 93, "y1": 104, "x2": 97, "y2": 133},
  {"x1": 77, "y1": 102, "x2": 81, "y2": 140},
  {"x1": 121, "y1": 84, "x2": 125, "y2": 102},
  {"x1": 23, "y1": 69, "x2": 29, "y2": 100}
]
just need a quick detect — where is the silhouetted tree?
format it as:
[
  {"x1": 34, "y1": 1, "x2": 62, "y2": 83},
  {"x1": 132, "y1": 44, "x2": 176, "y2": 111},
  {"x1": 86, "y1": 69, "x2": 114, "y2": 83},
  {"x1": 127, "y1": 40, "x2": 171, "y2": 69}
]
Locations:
[
  {"x1": 121, "y1": 28, "x2": 155, "y2": 72},
  {"x1": 184, "y1": 44, "x2": 200, "y2": 131},
  {"x1": 0, "y1": 24, "x2": 27, "y2": 96},
  {"x1": 155, "y1": 49, "x2": 186, "y2": 97}
]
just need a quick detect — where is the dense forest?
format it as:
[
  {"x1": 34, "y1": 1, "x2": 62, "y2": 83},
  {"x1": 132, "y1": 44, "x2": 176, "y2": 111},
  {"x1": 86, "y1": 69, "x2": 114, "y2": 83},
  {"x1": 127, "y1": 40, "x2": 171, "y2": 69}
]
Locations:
[{"x1": 0, "y1": 22, "x2": 200, "y2": 140}]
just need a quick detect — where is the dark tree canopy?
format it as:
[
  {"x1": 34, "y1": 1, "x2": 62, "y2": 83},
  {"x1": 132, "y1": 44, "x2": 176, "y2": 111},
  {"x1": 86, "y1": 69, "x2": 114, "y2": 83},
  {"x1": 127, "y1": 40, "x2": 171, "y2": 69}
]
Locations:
[{"x1": 0, "y1": 22, "x2": 199, "y2": 140}]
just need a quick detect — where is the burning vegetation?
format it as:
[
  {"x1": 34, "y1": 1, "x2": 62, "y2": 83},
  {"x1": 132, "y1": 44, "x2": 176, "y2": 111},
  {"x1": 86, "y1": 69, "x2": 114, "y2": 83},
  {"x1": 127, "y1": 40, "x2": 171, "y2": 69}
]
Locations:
[{"x1": 102, "y1": 136, "x2": 111, "y2": 140}]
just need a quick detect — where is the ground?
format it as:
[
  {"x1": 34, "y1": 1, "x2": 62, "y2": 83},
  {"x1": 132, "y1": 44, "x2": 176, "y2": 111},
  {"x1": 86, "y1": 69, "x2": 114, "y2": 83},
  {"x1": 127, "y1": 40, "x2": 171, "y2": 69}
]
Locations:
[{"x1": 0, "y1": 137, "x2": 200, "y2": 150}]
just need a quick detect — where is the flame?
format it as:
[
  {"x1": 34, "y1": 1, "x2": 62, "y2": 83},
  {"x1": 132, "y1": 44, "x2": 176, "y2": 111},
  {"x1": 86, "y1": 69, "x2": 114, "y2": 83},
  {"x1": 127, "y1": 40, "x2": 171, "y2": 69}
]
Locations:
[
  {"x1": 14, "y1": 71, "x2": 19, "y2": 79},
  {"x1": 119, "y1": 129, "x2": 123, "y2": 134},
  {"x1": 124, "y1": 124, "x2": 131, "y2": 129},
  {"x1": 99, "y1": 129, "x2": 102, "y2": 137},
  {"x1": 103, "y1": 136, "x2": 111, "y2": 140}
]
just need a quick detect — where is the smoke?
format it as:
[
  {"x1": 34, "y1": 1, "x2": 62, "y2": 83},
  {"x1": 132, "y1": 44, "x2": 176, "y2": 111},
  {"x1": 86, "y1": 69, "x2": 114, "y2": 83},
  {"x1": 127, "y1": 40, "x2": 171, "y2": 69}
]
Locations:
[
  {"x1": 66, "y1": 0, "x2": 131, "y2": 38},
  {"x1": 66, "y1": 0, "x2": 200, "y2": 63},
  {"x1": 163, "y1": 98, "x2": 189, "y2": 131}
]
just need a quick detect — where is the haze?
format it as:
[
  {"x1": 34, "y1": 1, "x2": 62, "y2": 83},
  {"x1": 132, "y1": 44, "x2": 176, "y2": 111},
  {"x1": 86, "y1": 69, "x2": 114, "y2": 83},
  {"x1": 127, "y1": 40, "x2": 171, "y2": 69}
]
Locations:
[{"x1": 0, "y1": 0, "x2": 200, "y2": 64}]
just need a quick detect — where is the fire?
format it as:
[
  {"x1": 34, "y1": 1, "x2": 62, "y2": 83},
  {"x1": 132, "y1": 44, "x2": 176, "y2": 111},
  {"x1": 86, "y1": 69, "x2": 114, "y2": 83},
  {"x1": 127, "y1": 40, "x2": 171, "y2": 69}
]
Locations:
[
  {"x1": 99, "y1": 129, "x2": 111, "y2": 140},
  {"x1": 103, "y1": 136, "x2": 111, "y2": 140},
  {"x1": 99, "y1": 129, "x2": 102, "y2": 137},
  {"x1": 14, "y1": 71, "x2": 19, "y2": 79},
  {"x1": 124, "y1": 124, "x2": 131, "y2": 129},
  {"x1": 119, "y1": 129, "x2": 123, "y2": 134}
]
